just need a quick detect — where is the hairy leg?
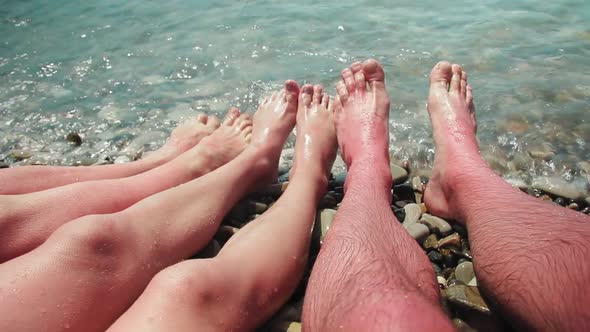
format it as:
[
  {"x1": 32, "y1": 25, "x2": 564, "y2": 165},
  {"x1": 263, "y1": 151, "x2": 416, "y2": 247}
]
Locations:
[
  {"x1": 0, "y1": 113, "x2": 225, "y2": 195},
  {"x1": 424, "y1": 61, "x2": 590, "y2": 331},
  {"x1": 0, "y1": 109, "x2": 251, "y2": 262},
  {"x1": 0, "y1": 82, "x2": 300, "y2": 332},
  {"x1": 303, "y1": 60, "x2": 454, "y2": 331},
  {"x1": 109, "y1": 84, "x2": 337, "y2": 332}
]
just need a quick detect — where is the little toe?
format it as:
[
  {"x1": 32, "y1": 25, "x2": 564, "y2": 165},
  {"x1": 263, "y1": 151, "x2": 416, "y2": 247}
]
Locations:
[
  {"x1": 300, "y1": 84, "x2": 314, "y2": 108},
  {"x1": 223, "y1": 107, "x2": 241, "y2": 126},
  {"x1": 341, "y1": 67, "x2": 356, "y2": 95},
  {"x1": 313, "y1": 85, "x2": 323, "y2": 105},
  {"x1": 207, "y1": 115, "x2": 221, "y2": 129},
  {"x1": 429, "y1": 61, "x2": 453, "y2": 91},
  {"x1": 196, "y1": 113, "x2": 208, "y2": 124},
  {"x1": 450, "y1": 64, "x2": 462, "y2": 94}
]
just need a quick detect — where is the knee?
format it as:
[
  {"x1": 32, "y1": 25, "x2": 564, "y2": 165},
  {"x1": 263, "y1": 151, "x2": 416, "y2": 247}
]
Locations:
[
  {"x1": 49, "y1": 213, "x2": 135, "y2": 272},
  {"x1": 148, "y1": 260, "x2": 228, "y2": 307}
]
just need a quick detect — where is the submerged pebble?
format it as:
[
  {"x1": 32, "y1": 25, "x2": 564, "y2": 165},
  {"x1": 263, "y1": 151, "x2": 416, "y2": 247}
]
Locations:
[{"x1": 420, "y1": 214, "x2": 452, "y2": 236}]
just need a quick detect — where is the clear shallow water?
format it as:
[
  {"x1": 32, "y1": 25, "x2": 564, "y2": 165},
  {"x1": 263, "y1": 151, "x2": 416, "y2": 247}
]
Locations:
[{"x1": 1, "y1": 0, "x2": 589, "y2": 185}]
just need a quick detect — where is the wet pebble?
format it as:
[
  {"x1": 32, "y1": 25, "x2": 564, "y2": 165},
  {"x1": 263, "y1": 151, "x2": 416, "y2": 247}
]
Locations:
[
  {"x1": 393, "y1": 183, "x2": 414, "y2": 202},
  {"x1": 567, "y1": 203, "x2": 579, "y2": 210},
  {"x1": 9, "y1": 149, "x2": 32, "y2": 161},
  {"x1": 195, "y1": 240, "x2": 221, "y2": 258},
  {"x1": 393, "y1": 208, "x2": 405, "y2": 223},
  {"x1": 422, "y1": 234, "x2": 439, "y2": 252},
  {"x1": 214, "y1": 225, "x2": 239, "y2": 245},
  {"x1": 333, "y1": 171, "x2": 346, "y2": 186},
  {"x1": 445, "y1": 285, "x2": 491, "y2": 314},
  {"x1": 0, "y1": 162, "x2": 8, "y2": 169},
  {"x1": 114, "y1": 155, "x2": 132, "y2": 164},
  {"x1": 437, "y1": 276, "x2": 447, "y2": 289},
  {"x1": 428, "y1": 251, "x2": 443, "y2": 264},
  {"x1": 403, "y1": 203, "x2": 423, "y2": 224},
  {"x1": 319, "y1": 209, "x2": 336, "y2": 244},
  {"x1": 420, "y1": 214, "x2": 452, "y2": 236},
  {"x1": 411, "y1": 176, "x2": 423, "y2": 203},
  {"x1": 438, "y1": 233, "x2": 461, "y2": 249},
  {"x1": 554, "y1": 197, "x2": 566, "y2": 206},
  {"x1": 532, "y1": 176, "x2": 588, "y2": 200},
  {"x1": 318, "y1": 194, "x2": 337, "y2": 209},
  {"x1": 403, "y1": 222, "x2": 429, "y2": 241},
  {"x1": 452, "y1": 318, "x2": 477, "y2": 332},
  {"x1": 66, "y1": 132, "x2": 82, "y2": 146},
  {"x1": 467, "y1": 277, "x2": 478, "y2": 287},
  {"x1": 391, "y1": 164, "x2": 408, "y2": 185},
  {"x1": 455, "y1": 261, "x2": 475, "y2": 284}
]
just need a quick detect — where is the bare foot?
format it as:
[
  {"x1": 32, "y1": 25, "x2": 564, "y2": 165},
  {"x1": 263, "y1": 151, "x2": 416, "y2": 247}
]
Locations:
[
  {"x1": 147, "y1": 112, "x2": 226, "y2": 162},
  {"x1": 180, "y1": 108, "x2": 253, "y2": 172},
  {"x1": 249, "y1": 80, "x2": 300, "y2": 184},
  {"x1": 334, "y1": 59, "x2": 391, "y2": 178},
  {"x1": 423, "y1": 62, "x2": 479, "y2": 220},
  {"x1": 290, "y1": 84, "x2": 338, "y2": 185}
]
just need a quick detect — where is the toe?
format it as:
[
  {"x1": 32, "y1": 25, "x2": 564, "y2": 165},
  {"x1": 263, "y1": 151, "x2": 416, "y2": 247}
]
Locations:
[
  {"x1": 313, "y1": 85, "x2": 323, "y2": 105},
  {"x1": 242, "y1": 126, "x2": 253, "y2": 139},
  {"x1": 237, "y1": 113, "x2": 252, "y2": 129},
  {"x1": 341, "y1": 68, "x2": 356, "y2": 94},
  {"x1": 321, "y1": 94, "x2": 329, "y2": 108},
  {"x1": 362, "y1": 59, "x2": 386, "y2": 84},
  {"x1": 354, "y1": 70, "x2": 366, "y2": 92},
  {"x1": 333, "y1": 94, "x2": 342, "y2": 114},
  {"x1": 284, "y1": 80, "x2": 300, "y2": 105},
  {"x1": 336, "y1": 81, "x2": 349, "y2": 104},
  {"x1": 450, "y1": 64, "x2": 463, "y2": 94},
  {"x1": 223, "y1": 107, "x2": 241, "y2": 126},
  {"x1": 300, "y1": 84, "x2": 313, "y2": 108},
  {"x1": 429, "y1": 61, "x2": 453, "y2": 90},
  {"x1": 207, "y1": 115, "x2": 221, "y2": 129},
  {"x1": 350, "y1": 61, "x2": 363, "y2": 75},
  {"x1": 466, "y1": 85, "x2": 474, "y2": 110},
  {"x1": 460, "y1": 71, "x2": 468, "y2": 99},
  {"x1": 196, "y1": 113, "x2": 208, "y2": 124}
]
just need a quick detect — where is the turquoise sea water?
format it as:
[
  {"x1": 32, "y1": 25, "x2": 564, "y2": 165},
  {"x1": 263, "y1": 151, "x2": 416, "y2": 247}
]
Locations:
[{"x1": 1, "y1": 0, "x2": 589, "y2": 185}]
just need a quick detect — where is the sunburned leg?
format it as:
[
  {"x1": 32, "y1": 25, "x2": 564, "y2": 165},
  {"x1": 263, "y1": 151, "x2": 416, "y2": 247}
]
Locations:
[
  {"x1": 109, "y1": 84, "x2": 337, "y2": 332},
  {"x1": 0, "y1": 109, "x2": 251, "y2": 262},
  {"x1": 0, "y1": 113, "x2": 221, "y2": 195},
  {"x1": 424, "y1": 61, "x2": 590, "y2": 331},
  {"x1": 302, "y1": 60, "x2": 454, "y2": 331},
  {"x1": 0, "y1": 82, "x2": 300, "y2": 332}
]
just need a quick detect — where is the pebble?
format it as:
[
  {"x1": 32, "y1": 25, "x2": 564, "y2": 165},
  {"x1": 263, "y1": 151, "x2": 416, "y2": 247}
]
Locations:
[
  {"x1": 319, "y1": 209, "x2": 336, "y2": 244},
  {"x1": 411, "y1": 176, "x2": 423, "y2": 203},
  {"x1": 532, "y1": 176, "x2": 588, "y2": 200},
  {"x1": 66, "y1": 132, "x2": 82, "y2": 146},
  {"x1": 394, "y1": 183, "x2": 415, "y2": 202},
  {"x1": 403, "y1": 203, "x2": 423, "y2": 224},
  {"x1": 114, "y1": 156, "x2": 132, "y2": 164},
  {"x1": 428, "y1": 251, "x2": 442, "y2": 263},
  {"x1": 438, "y1": 233, "x2": 461, "y2": 249},
  {"x1": 445, "y1": 285, "x2": 491, "y2": 314},
  {"x1": 257, "y1": 182, "x2": 289, "y2": 196},
  {"x1": 0, "y1": 162, "x2": 8, "y2": 169},
  {"x1": 567, "y1": 203, "x2": 579, "y2": 210},
  {"x1": 468, "y1": 277, "x2": 478, "y2": 287},
  {"x1": 253, "y1": 202, "x2": 268, "y2": 214},
  {"x1": 403, "y1": 222, "x2": 429, "y2": 241},
  {"x1": 454, "y1": 261, "x2": 475, "y2": 284},
  {"x1": 452, "y1": 318, "x2": 477, "y2": 332},
  {"x1": 432, "y1": 263, "x2": 442, "y2": 276},
  {"x1": 440, "y1": 248, "x2": 457, "y2": 267},
  {"x1": 504, "y1": 177, "x2": 528, "y2": 191},
  {"x1": 9, "y1": 149, "x2": 32, "y2": 161},
  {"x1": 268, "y1": 321, "x2": 302, "y2": 332},
  {"x1": 390, "y1": 164, "x2": 409, "y2": 185},
  {"x1": 214, "y1": 225, "x2": 239, "y2": 245},
  {"x1": 446, "y1": 278, "x2": 465, "y2": 287},
  {"x1": 318, "y1": 194, "x2": 337, "y2": 209},
  {"x1": 393, "y1": 208, "x2": 405, "y2": 223},
  {"x1": 422, "y1": 234, "x2": 439, "y2": 252},
  {"x1": 333, "y1": 171, "x2": 346, "y2": 186},
  {"x1": 195, "y1": 240, "x2": 221, "y2": 258},
  {"x1": 437, "y1": 276, "x2": 447, "y2": 288},
  {"x1": 554, "y1": 197, "x2": 566, "y2": 206},
  {"x1": 582, "y1": 207, "x2": 590, "y2": 215},
  {"x1": 586, "y1": 197, "x2": 590, "y2": 206},
  {"x1": 420, "y1": 214, "x2": 452, "y2": 236}
]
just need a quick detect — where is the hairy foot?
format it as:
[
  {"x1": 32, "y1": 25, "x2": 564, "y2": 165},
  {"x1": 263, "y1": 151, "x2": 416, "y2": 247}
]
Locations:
[
  {"x1": 424, "y1": 62, "x2": 479, "y2": 220},
  {"x1": 180, "y1": 108, "x2": 253, "y2": 172},
  {"x1": 290, "y1": 84, "x2": 338, "y2": 186},
  {"x1": 148, "y1": 113, "x2": 224, "y2": 162},
  {"x1": 334, "y1": 59, "x2": 391, "y2": 177},
  {"x1": 248, "y1": 80, "x2": 300, "y2": 184}
]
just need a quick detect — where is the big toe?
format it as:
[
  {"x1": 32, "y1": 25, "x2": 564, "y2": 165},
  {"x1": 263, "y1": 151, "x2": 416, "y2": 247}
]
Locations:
[
  {"x1": 429, "y1": 61, "x2": 453, "y2": 90},
  {"x1": 362, "y1": 59, "x2": 385, "y2": 85}
]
